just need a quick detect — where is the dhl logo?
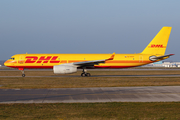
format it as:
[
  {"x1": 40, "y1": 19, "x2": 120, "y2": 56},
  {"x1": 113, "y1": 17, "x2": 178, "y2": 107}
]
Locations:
[
  {"x1": 148, "y1": 44, "x2": 166, "y2": 48},
  {"x1": 25, "y1": 56, "x2": 60, "y2": 63}
]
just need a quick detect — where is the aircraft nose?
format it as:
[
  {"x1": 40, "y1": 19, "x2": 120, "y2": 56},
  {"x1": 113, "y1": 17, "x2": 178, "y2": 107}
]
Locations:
[
  {"x1": 4, "y1": 60, "x2": 17, "y2": 66},
  {"x1": 4, "y1": 60, "x2": 9, "y2": 66}
]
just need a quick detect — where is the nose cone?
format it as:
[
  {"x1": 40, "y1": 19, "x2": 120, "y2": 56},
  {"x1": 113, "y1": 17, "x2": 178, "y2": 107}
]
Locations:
[
  {"x1": 4, "y1": 60, "x2": 17, "y2": 67},
  {"x1": 4, "y1": 60, "x2": 10, "y2": 67}
]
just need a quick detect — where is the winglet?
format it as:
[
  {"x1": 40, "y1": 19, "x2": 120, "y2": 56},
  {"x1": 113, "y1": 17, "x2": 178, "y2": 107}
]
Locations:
[{"x1": 106, "y1": 52, "x2": 115, "y2": 60}]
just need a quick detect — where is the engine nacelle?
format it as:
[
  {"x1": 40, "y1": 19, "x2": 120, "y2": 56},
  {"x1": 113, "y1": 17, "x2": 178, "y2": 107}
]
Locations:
[{"x1": 53, "y1": 65, "x2": 77, "y2": 74}]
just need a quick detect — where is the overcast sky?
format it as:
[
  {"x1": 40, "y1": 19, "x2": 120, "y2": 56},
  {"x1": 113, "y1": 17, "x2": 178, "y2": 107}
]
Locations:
[{"x1": 1, "y1": 0, "x2": 180, "y2": 61}]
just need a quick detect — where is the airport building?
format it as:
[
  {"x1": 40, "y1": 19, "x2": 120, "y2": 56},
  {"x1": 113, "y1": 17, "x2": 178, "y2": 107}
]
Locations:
[{"x1": 145, "y1": 61, "x2": 180, "y2": 67}]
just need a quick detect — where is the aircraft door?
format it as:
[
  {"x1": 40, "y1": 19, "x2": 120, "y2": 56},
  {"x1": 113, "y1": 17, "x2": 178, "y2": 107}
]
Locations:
[
  {"x1": 139, "y1": 55, "x2": 143, "y2": 63},
  {"x1": 19, "y1": 55, "x2": 25, "y2": 64}
]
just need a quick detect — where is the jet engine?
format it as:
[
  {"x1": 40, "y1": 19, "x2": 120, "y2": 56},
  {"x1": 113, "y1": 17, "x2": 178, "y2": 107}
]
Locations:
[{"x1": 53, "y1": 65, "x2": 77, "y2": 74}]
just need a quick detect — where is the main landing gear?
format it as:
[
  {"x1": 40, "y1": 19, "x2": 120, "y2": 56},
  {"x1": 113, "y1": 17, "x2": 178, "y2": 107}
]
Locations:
[{"x1": 81, "y1": 68, "x2": 91, "y2": 77}]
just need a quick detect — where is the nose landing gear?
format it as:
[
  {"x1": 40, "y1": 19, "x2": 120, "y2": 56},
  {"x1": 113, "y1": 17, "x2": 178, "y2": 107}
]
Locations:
[
  {"x1": 19, "y1": 68, "x2": 25, "y2": 77},
  {"x1": 22, "y1": 73, "x2": 25, "y2": 77}
]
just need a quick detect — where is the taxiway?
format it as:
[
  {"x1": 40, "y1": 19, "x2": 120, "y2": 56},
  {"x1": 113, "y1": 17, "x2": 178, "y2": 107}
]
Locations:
[{"x1": 1, "y1": 86, "x2": 180, "y2": 103}]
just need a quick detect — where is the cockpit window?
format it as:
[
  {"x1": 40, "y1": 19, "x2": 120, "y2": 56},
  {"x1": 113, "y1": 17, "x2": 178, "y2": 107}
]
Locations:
[{"x1": 9, "y1": 57, "x2": 15, "y2": 60}]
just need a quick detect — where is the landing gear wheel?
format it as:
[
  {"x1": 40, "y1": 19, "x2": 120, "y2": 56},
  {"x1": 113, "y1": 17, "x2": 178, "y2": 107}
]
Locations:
[
  {"x1": 81, "y1": 73, "x2": 91, "y2": 77},
  {"x1": 22, "y1": 74, "x2": 25, "y2": 77},
  {"x1": 86, "y1": 73, "x2": 91, "y2": 77},
  {"x1": 81, "y1": 67, "x2": 91, "y2": 77},
  {"x1": 81, "y1": 73, "x2": 86, "y2": 77}
]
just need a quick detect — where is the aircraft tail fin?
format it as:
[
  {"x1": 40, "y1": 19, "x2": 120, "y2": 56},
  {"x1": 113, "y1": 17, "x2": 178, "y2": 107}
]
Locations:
[{"x1": 141, "y1": 26, "x2": 172, "y2": 55}]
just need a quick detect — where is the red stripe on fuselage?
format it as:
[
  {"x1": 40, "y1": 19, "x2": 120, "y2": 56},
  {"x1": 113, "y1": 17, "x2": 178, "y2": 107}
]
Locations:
[
  {"x1": 7, "y1": 66, "x2": 53, "y2": 69},
  {"x1": 7, "y1": 65, "x2": 138, "y2": 69}
]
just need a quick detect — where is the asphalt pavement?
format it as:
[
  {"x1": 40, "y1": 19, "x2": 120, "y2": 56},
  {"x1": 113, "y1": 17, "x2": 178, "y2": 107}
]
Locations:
[{"x1": 1, "y1": 86, "x2": 180, "y2": 103}]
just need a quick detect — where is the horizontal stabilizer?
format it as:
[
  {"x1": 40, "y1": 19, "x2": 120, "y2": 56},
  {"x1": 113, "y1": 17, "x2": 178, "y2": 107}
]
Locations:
[{"x1": 149, "y1": 54, "x2": 174, "y2": 61}]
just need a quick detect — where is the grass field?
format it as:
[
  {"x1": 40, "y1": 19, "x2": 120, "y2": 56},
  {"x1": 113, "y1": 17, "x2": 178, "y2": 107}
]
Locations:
[
  {"x1": 1, "y1": 102, "x2": 180, "y2": 120},
  {"x1": 1, "y1": 70, "x2": 180, "y2": 119},
  {"x1": 0, "y1": 70, "x2": 180, "y2": 89},
  {"x1": 1, "y1": 69, "x2": 180, "y2": 76}
]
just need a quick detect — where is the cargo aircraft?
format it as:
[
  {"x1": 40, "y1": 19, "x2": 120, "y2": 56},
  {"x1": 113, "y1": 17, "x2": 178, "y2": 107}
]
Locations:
[{"x1": 4, "y1": 26, "x2": 174, "y2": 77}]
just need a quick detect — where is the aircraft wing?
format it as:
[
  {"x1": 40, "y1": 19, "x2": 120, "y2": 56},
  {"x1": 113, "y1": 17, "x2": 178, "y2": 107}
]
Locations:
[
  {"x1": 73, "y1": 53, "x2": 115, "y2": 67},
  {"x1": 149, "y1": 54, "x2": 174, "y2": 61}
]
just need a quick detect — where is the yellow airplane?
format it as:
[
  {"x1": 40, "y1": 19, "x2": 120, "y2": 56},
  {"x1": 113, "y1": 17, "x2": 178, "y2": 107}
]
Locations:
[{"x1": 4, "y1": 26, "x2": 174, "y2": 77}]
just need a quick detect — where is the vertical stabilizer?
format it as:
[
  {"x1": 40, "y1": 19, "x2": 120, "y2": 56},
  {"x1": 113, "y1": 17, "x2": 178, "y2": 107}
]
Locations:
[{"x1": 141, "y1": 26, "x2": 172, "y2": 55}]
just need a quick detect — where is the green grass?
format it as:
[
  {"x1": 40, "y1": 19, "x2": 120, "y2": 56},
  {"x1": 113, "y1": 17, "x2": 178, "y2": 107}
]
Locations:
[
  {"x1": 0, "y1": 102, "x2": 180, "y2": 120},
  {"x1": 1, "y1": 77, "x2": 180, "y2": 89}
]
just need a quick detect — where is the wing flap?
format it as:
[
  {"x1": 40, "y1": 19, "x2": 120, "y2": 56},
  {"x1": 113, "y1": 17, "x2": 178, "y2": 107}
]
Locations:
[{"x1": 73, "y1": 53, "x2": 115, "y2": 67}]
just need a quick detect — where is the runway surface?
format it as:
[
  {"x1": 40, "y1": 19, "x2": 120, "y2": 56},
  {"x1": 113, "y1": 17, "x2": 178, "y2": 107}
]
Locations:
[
  {"x1": 1, "y1": 86, "x2": 180, "y2": 103},
  {"x1": 1, "y1": 74, "x2": 180, "y2": 77}
]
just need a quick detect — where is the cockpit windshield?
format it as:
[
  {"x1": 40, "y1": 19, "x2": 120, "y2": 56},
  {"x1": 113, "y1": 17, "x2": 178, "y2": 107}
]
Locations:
[{"x1": 9, "y1": 57, "x2": 15, "y2": 60}]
